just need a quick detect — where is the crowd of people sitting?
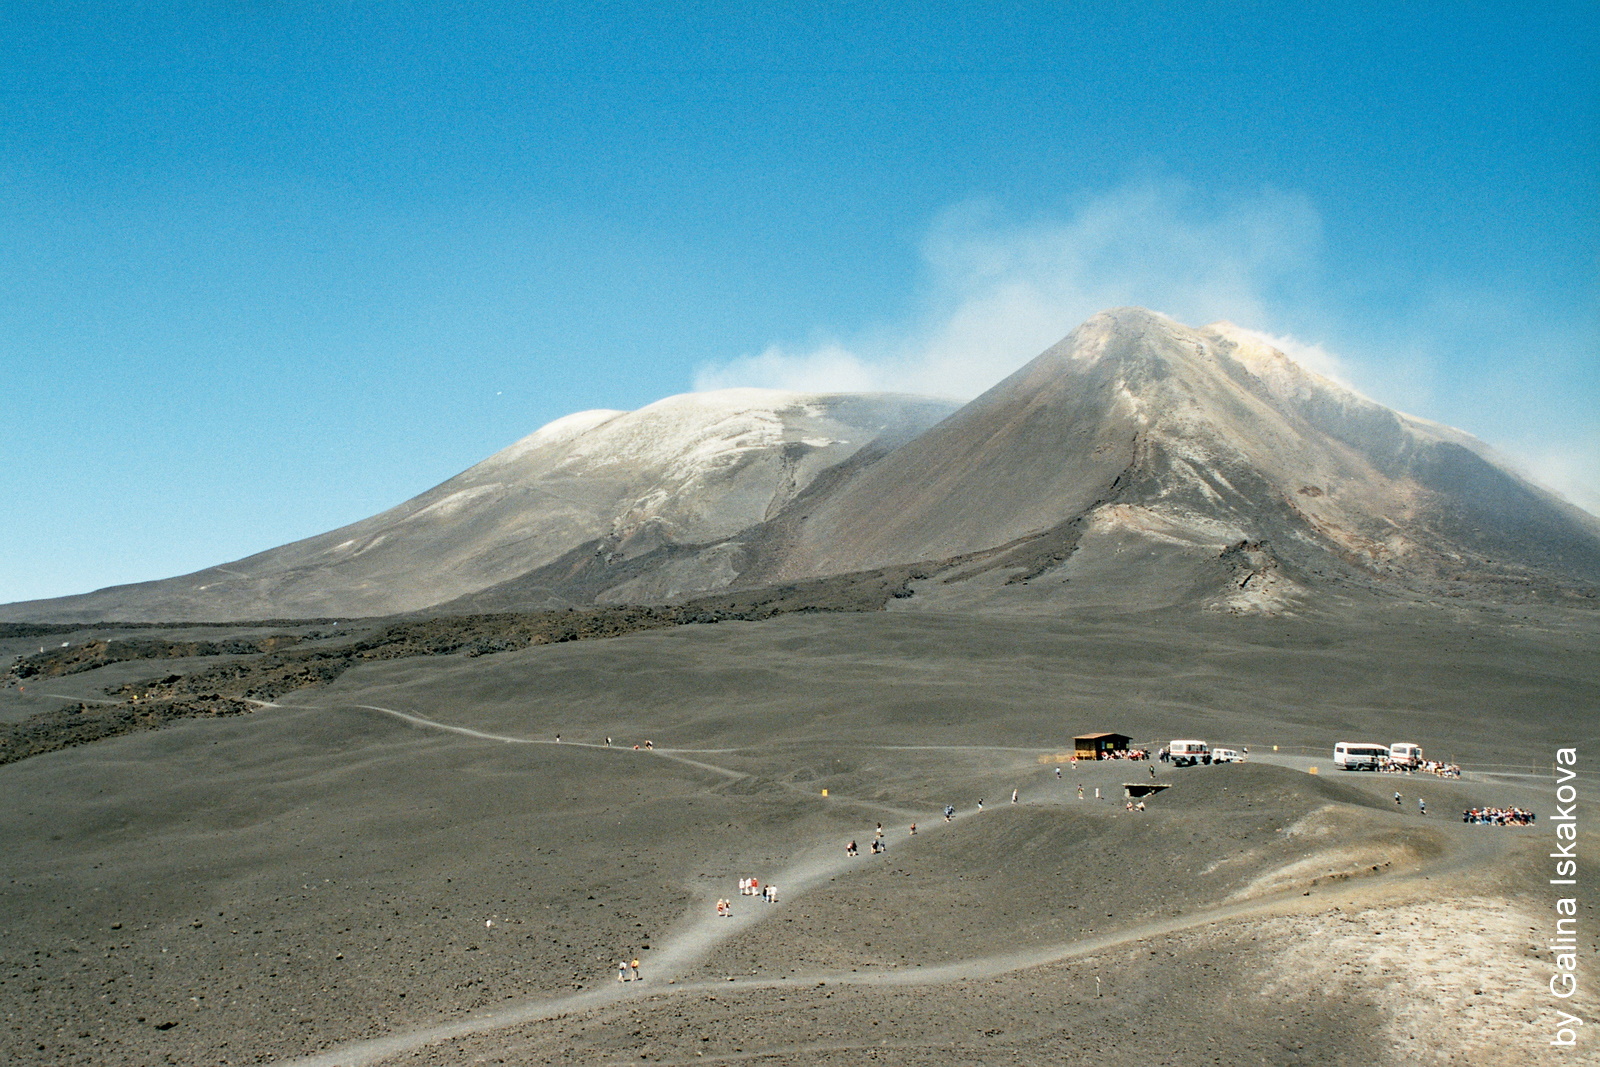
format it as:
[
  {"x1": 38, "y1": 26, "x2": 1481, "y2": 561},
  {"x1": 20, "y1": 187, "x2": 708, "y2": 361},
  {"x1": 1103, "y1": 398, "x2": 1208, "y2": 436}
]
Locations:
[
  {"x1": 1089, "y1": 748, "x2": 1149, "y2": 761},
  {"x1": 1462, "y1": 806, "x2": 1535, "y2": 825}
]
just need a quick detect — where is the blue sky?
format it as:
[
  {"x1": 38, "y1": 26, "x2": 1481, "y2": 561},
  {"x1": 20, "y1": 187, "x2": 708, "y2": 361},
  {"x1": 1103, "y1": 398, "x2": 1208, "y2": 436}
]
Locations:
[{"x1": 2, "y1": 2, "x2": 1596, "y2": 604}]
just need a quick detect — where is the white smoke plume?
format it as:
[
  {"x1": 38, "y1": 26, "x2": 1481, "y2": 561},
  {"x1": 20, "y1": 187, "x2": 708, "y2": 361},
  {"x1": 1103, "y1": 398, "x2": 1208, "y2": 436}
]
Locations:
[
  {"x1": 694, "y1": 181, "x2": 1325, "y2": 398},
  {"x1": 694, "y1": 180, "x2": 1598, "y2": 517}
]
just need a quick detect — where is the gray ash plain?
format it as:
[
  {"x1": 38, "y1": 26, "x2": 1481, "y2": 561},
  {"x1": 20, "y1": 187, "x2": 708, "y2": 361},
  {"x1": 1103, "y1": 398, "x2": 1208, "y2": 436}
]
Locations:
[{"x1": 0, "y1": 598, "x2": 1595, "y2": 1066}]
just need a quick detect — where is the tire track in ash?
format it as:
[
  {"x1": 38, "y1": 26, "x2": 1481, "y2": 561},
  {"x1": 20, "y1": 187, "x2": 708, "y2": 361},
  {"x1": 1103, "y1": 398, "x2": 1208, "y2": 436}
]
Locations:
[
  {"x1": 295, "y1": 701, "x2": 1066, "y2": 760},
  {"x1": 326, "y1": 701, "x2": 935, "y2": 821},
  {"x1": 317, "y1": 702, "x2": 749, "y2": 777},
  {"x1": 326, "y1": 702, "x2": 932, "y2": 811}
]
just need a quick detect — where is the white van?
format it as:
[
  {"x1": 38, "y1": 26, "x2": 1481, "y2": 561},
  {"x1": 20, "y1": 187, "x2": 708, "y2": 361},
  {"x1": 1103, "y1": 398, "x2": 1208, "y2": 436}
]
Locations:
[
  {"x1": 1211, "y1": 748, "x2": 1242, "y2": 763},
  {"x1": 1333, "y1": 741, "x2": 1390, "y2": 771},
  {"x1": 1389, "y1": 742, "x2": 1423, "y2": 768},
  {"x1": 1170, "y1": 740, "x2": 1211, "y2": 767}
]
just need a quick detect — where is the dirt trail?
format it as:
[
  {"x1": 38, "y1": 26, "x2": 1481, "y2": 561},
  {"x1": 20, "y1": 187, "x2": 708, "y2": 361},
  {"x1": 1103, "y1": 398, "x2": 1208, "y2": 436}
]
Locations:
[
  {"x1": 334, "y1": 701, "x2": 934, "y2": 808},
  {"x1": 271, "y1": 839, "x2": 1480, "y2": 1067},
  {"x1": 263, "y1": 699, "x2": 1516, "y2": 1067},
  {"x1": 265, "y1": 714, "x2": 967, "y2": 1066}
]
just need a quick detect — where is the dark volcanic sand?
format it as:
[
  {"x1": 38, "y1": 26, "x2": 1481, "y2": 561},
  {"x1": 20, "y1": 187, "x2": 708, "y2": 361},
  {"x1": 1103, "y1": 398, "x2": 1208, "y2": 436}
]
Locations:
[{"x1": 0, "y1": 600, "x2": 1595, "y2": 1065}]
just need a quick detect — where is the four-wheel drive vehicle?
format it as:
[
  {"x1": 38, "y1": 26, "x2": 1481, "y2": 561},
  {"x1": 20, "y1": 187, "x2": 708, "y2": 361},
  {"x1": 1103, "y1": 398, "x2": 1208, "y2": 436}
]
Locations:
[
  {"x1": 1210, "y1": 748, "x2": 1242, "y2": 763},
  {"x1": 1333, "y1": 741, "x2": 1390, "y2": 770},
  {"x1": 1170, "y1": 739, "x2": 1210, "y2": 766},
  {"x1": 1388, "y1": 742, "x2": 1423, "y2": 768}
]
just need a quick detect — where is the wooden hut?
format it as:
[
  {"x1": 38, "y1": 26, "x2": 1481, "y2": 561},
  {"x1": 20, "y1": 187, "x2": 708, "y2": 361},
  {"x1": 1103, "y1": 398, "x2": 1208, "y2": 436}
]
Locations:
[{"x1": 1073, "y1": 731, "x2": 1132, "y2": 761}]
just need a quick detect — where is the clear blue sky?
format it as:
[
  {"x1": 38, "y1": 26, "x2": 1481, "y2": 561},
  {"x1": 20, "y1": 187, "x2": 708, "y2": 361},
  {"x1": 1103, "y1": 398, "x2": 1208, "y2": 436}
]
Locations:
[{"x1": 2, "y1": 2, "x2": 1596, "y2": 604}]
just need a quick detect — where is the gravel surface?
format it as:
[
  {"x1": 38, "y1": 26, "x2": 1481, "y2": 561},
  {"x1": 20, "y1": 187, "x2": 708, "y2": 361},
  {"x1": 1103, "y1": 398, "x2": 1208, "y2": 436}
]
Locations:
[{"x1": 0, "y1": 601, "x2": 1594, "y2": 1066}]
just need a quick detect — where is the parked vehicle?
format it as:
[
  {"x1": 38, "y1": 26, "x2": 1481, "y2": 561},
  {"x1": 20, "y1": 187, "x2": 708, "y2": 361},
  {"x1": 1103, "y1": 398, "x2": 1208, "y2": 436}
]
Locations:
[
  {"x1": 1170, "y1": 739, "x2": 1211, "y2": 767},
  {"x1": 1388, "y1": 742, "x2": 1423, "y2": 768},
  {"x1": 1333, "y1": 741, "x2": 1390, "y2": 770},
  {"x1": 1211, "y1": 747, "x2": 1241, "y2": 763}
]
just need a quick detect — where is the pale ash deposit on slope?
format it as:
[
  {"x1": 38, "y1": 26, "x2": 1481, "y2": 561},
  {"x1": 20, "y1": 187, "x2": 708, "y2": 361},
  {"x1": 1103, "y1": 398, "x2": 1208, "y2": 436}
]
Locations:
[
  {"x1": 4, "y1": 308, "x2": 1597, "y2": 623},
  {"x1": 0, "y1": 390, "x2": 955, "y2": 622},
  {"x1": 291, "y1": 387, "x2": 949, "y2": 604}
]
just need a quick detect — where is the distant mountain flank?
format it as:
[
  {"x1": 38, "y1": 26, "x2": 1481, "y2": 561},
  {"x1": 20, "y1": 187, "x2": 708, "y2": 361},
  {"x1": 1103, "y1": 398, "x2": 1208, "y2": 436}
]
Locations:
[
  {"x1": 7, "y1": 308, "x2": 1598, "y2": 623},
  {"x1": 4, "y1": 391, "x2": 956, "y2": 623}
]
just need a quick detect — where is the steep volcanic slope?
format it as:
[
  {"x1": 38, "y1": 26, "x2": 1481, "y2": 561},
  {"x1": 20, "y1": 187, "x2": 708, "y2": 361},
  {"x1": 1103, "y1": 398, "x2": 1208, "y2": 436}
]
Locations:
[
  {"x1": 758, "y1": 308, "x2": 1600, "y2": 611},
  {"x1": 0, "y1": 391, "x2": 956, "y2": 622}
]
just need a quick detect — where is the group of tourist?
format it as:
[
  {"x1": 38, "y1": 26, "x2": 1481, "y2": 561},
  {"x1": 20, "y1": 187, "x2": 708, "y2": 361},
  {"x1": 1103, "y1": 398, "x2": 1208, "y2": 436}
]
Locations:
[
  {"x1": 559, "y1": 733, "x2": 656, "y2": 750},
  {"x1": 1414, "y1": 758, "x2": 1461, "y2": 778},
  {"x1": 1382, "y1": 758, "x2": 1460, "y2": 777},
  {"x1": 1089, "y1": 748, "x2": 1149, "y2": 761},
  {"x1": 717, "y1": 877, "x2": 780, "y2": 917},
  {"x1": 1462, "y1": 806, "x2": 1535, "y2": 825}
]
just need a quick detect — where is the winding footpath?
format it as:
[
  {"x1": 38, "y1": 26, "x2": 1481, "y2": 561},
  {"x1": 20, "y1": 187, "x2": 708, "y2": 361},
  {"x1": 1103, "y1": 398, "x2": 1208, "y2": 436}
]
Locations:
[{"x1": 267, "y1": 699, "x2": 1503, "y2": 1067}]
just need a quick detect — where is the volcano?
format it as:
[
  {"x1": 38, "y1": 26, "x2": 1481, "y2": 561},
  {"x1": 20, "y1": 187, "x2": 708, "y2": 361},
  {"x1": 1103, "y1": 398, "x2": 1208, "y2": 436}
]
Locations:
[{"x1": 6, "y1": 308, "x2": 1597, "y2": 622}]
